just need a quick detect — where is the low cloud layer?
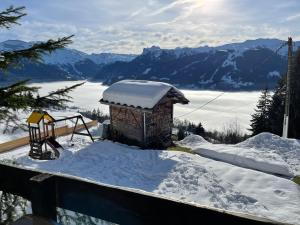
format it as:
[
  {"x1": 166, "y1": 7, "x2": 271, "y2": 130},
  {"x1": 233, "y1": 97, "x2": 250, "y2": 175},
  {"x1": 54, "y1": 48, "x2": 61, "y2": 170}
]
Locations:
[{"x1": 1, "y1": 0, "x2": 299, "y2": 54}]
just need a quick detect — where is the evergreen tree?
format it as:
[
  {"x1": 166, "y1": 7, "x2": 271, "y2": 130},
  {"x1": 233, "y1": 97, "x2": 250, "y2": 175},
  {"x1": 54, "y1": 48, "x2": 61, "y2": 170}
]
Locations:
[
  {"x1": 250, "y1": 47, "x2": 300, "y2": 139},
  {"x1": 0, "y1": 6, "x2": 83, "y2": 127},
  {"x1": 249, "y1": 88, "x2": 272, "y2": 135},
  {"x1": 194, "y1": 122, "x2": 205, "y2": 136},
  {"x1": 187, "y1": 122, "x2": 196, "y2": 133},
  {"x1": 289, "y1": 48, "x2": 300, "y2": 138},
  {"x1": 177, "y1": 127, "x2": 186, "y2": 141},
  {"x1": 267, "y1": 48, "x2": 300, "y2": 139},
  {"x1": 268, "y1": 76, "x2": 286, "y2": 136}
]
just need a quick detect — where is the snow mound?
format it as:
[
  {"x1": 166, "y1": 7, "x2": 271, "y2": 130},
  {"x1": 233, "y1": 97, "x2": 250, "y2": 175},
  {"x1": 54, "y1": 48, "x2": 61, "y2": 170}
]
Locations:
[
  {"x1": 177, "y1": 134, "x2": 209, "y2": 148},
  {"x1": 237, "y1": 132, "x2": 300, "y2": 175},
  {"x1": 196, "y1": 147, "x2": 293, "y2": 177},
  {"x1": 237, "y1": 132, "x2": 300, "y2": 152},
  {"x1": 179, "y1": 133, "x2": 297, "y2": 177}
]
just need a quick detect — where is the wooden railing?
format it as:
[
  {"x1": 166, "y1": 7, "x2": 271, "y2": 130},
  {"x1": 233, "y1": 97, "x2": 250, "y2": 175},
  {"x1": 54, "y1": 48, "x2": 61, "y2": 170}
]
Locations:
[
  {"x1": 0, "y1": 163, "x2": 281, "y2": 225},
  {"x1": 0, "y1": 120, "x2": 97, "y2": 154}
]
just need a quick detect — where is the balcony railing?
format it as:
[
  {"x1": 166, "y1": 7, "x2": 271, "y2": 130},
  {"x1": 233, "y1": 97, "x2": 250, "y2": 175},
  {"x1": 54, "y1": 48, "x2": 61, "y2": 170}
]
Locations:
[{"x1": 0, "y1": 163, "x2": 282, "y2": 225}]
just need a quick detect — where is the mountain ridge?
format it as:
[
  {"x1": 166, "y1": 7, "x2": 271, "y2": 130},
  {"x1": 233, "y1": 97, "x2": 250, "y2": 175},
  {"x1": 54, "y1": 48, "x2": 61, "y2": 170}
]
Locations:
[{"x1": 1, "y1": 38, "x2": 299, "y2": 90}]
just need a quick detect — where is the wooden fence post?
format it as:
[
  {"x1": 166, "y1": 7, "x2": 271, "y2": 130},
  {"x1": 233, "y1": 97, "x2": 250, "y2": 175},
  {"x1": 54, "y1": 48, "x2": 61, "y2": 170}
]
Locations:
[{"x1": 30, "y1": 174, "x2": 57, "y2": 222}]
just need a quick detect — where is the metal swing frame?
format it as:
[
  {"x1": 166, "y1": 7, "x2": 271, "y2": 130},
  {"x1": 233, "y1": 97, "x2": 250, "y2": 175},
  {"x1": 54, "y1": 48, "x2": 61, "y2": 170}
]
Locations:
[{"x1": 54, "y1": 115, "x2": 94, "y2": 142}]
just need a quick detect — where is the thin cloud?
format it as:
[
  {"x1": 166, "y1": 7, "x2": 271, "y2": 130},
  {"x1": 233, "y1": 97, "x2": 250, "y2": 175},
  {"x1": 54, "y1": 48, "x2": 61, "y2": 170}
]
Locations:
[
  {"x1": 129, "y1": 7, "x2": 147, "y2": 18},
  {"x1": 149, "y1": 0, "x2": 186, "y2": 16},
  {"x1": 286, "y1": 13, "x2": 300, "y2": 22},
  {"x1": 0, "y1": 0, "x2": 299, "y2": 54}
]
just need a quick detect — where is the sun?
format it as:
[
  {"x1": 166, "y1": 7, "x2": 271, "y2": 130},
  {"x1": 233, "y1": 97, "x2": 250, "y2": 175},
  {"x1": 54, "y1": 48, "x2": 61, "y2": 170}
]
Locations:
[
  {"x1": 183, "y1": 0, "x2": 224, "y2": 13},
  {"x1": 199, "y1": 0, "x2": 224, "y2": 9}
]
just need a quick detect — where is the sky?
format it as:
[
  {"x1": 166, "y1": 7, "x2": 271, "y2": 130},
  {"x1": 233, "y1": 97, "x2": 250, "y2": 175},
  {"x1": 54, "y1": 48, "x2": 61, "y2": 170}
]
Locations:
[{"x1": 0, "y1": 0, "x2": 300, "y2": 54}]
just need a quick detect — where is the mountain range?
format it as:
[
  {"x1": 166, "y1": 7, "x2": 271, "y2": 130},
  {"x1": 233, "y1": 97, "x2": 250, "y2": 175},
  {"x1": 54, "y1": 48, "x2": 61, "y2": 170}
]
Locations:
[
  {"x1": 0, "y1": 40, "x2": 136, "y2": 82},
  {"x1": 1, "y1": 38, "x2": 299, "y2": 90}
]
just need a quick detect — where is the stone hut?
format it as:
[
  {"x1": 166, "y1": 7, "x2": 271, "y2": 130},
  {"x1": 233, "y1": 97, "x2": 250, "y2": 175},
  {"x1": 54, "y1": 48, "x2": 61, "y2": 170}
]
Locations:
[{"x1": 100, "y1": 80, "x2": 189, "y2": 148}]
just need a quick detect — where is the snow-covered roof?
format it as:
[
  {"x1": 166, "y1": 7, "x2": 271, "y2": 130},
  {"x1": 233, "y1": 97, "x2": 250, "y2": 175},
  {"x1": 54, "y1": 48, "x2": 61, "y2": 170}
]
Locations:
[{"x1": 100, "y1": 80, "x2": 189, "y2": 109}]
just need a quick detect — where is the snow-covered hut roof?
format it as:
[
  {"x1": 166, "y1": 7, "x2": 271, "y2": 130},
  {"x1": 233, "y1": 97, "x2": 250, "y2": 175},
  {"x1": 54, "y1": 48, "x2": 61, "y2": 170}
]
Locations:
[{"x1": 100, "y1": 80, "x2": 189, "y2": 109}]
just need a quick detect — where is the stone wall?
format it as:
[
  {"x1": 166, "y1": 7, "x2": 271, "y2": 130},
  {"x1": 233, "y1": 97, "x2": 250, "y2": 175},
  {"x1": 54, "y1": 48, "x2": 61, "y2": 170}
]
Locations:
[
  {"x1": 145, "y1": 99, "x2": 173, "y2": 147},
  {"x1": 109, "y1": 98, "x2": 173, "y2": 148},
  {"x1": 110, "y1": 106, "x2": 144, "y2": 143}
]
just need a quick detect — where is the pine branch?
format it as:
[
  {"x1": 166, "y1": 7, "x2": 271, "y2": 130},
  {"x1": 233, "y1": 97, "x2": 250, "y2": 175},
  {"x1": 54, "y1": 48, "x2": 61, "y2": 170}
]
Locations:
[
  {"x1": 0, "y1": 5, "x2": 80, "y2": 131},
  {"x1": 0, "y1": 79, "x2": 35, "y2": 91},
  {"x1": 39, "y1": 82, "x2": 84, "y2": 100},
  {"x1": 0, "y1": 6, "x2": 26, "y2": 28},
  {"x1": 0, "y1": 6, "x2": 73, "y2": 69},
  {"x1": 0, "y1": 81, "x2": 85, "y2": 131},
  {"x1": 0, "y1": 80, "x2": 39, "y2": 110},
  {"x1": 34, "y1": 82, "x2": 85, "y2": 109},
  {"x1": 0, "y1": 35, "x2": 74, "y2": 69}
]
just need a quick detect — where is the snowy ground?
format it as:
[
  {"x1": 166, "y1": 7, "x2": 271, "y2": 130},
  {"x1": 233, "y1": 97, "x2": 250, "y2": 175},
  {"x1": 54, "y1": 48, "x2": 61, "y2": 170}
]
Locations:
[
  {"x1": 0, "y1": 131, "x2": 299, "y2": 225},
  {"x1": 178, "y1": 133, "x2": 300, "y2": 177},
  {"x1": 28, "y1": 81, "x2": 261, "y2": 132}
]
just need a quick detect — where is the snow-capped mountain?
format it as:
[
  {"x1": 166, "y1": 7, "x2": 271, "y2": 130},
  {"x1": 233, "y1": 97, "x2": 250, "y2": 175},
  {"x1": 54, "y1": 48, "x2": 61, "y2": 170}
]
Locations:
[
  {"x1": 216, "y1": 39, "x2": 289, "y2": 55},
  {"x1": 87, "y1": 53, "x2": 137, "y2": 65},
  {"x1": 0, "y1": 40, "x2": 32, "y2": 51},
  {"x1": 1, "y1": 38, "x2": 299, "y2": 90},
  {"x1": 140, "y1": 38, "x2": 300, "y2": 59},
  {"x1": 94, "y1": 38, "x2": 300, "y2": 90},
  {"x1": 42, "y1": 48, "x2": 88, "y2": 65},
  {"x1": 0, "y1": 40, "x2": 136, "y2": 81},
  {"x1": 0, "y1": 40, "x2": 136, "y2": 65}
]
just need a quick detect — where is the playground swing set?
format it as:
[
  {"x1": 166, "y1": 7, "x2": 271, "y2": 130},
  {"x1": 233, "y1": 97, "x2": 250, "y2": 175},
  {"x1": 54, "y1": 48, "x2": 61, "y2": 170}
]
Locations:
[{"x1": 26, "y1": 111, "x2": 94, "y2": 160}]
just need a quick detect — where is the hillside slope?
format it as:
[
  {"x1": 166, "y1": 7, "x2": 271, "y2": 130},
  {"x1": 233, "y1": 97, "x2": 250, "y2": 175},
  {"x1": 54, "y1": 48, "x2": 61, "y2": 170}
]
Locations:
[{"x1": 95, "y1": 46, "x2": 287, "y2": 90}]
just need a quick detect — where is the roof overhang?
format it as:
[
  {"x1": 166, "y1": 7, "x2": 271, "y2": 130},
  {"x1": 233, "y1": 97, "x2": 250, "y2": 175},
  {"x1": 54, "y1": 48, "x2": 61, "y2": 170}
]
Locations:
[{"x1": 167, "y1": 87, "x2": 189, "y2": 105}]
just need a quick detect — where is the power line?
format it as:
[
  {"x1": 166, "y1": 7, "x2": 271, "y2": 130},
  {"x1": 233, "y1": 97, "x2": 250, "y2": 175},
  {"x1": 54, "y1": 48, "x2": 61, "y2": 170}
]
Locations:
[
  {"x1": 175, "y1": 92, "x2": 225, "y2": 118},
  {"x1": 201, "y1": 41, "x2": 289, "y2": 88},
  {"x1": 260, "y1": 41, "x2": 288, "y2": 65},
  {"x1": 175, "y1": 41, "x2": 290, "y2": 120}
]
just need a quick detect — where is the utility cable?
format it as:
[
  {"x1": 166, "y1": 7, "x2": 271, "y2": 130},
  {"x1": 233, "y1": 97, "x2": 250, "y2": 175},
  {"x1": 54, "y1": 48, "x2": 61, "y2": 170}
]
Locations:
[{"x1": 175, "y1": 92, "x2": 225, "y2": 118}]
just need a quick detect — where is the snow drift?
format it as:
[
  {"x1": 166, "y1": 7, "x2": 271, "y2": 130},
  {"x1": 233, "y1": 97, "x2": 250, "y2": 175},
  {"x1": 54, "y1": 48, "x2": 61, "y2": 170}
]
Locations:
[{"x1": 178, "y1": 133, "x2": 299, "y2": 177}]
